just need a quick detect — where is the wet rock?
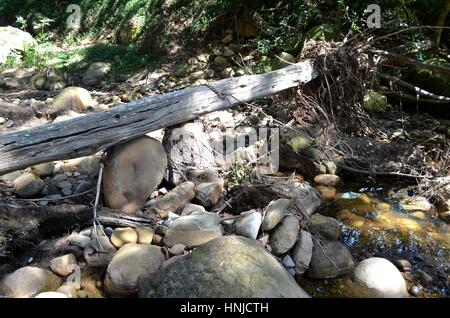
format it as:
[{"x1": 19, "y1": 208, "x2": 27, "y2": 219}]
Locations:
[
  {"x1": 400, "y1": 196, "x2": 432, "y2": 212},
  {"x1": 83, "y1": 237, "x2": 116, "y2": 268},
  {"x1": 13, "y1": 172, "x2": 44, "y2": 198},
  {"x1": 110, "y1": 227, "x2": 138, "y2": 248},
  {"x1": 169, "y1": 244, "x2": 186, "y2": 256},
  {"x1": 269, "y1": 215, "x2": 300, "y2": 255},
  {"x1": 262, "y1": 198, "x2": 290, "y2": 231},
  {"x1": 138, "y1": 236, "x2": 309, "y2": 298},
  {"x1": 49, "y1": 254, "x2": 77, "y2": 276},
  {"x1": 147, "y1": 181, "x2": 196, "y2": 218},
  {"x1": 314, "y1": 174, "x2": 342, "y2": 187},
  {"x1": 69, "y1": 234, "x2": 91, "y2": 249},
  {"x1": 409, "y1": 285, "x2": 421, "y2": 297},
  {"x1": 163, "y1": 121, "x2": 216, "y2": 185},
  {"x1": 34, "y1": 292, "x2": 68, "y2": 298},
  {"x1": 307, "y1": 241, "x2": 354, "y2": 278},
  {"x1": 52, "y1": 87, "x2": 94, "y2": 112},
  {"x1": 103, "y1": 136, "x2": 167, "y2": 213},
  {"x1": 308, "y1": 214, "x2": 340, "y2": 241},
  {"x1": 0, "y1": 267, "x2": 62, "y2": 298},
  {"x1": 234, "y1": 210, "x2": 262, "y2": 239},
  {"x1": 31, "y1": 162, "x2": 55, "y2": 178},
  {"x1": 181, "y1": 203, "x2": 206, "y2": 216},
  {"x1": 291, "y1": 230, "x2": 313, "y2": 275},
  {"x1": 351, "y1": 257, "x2": 408, "y2": 297},
  {"x1": 82, "y1": 62, "x2": 111, "y2": 86},
  {"x1": 163, "y1": 212, "x2": 223, "y2": 248},
  {"x1": 105, "y1": 243, "x2": 164, "y2": 297},
  {"x1": 135, "y1": 227, "x2": 154, "y2": 244},
  {"x1": 315, "y1": 185, "x2": 336, "y2": 201},
  {"x1": 195, "y1": 180, "x2": 224, "y2": 207}
]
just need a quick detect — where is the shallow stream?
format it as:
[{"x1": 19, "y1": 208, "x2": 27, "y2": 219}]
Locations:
[{"x1": 300, "y1": 178, "x2": 449, "y2": 297}]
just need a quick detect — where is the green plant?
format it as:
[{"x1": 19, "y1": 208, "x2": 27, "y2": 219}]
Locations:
[
  {"x1": 15, "y1": 16, "x2": 27, "y2": 31},
  {"x1": 33, "y1": 16, "x2": 54, "y2": 43},
  {"x1": 3, "y1": 51, "x2": 20, "y2": 69},
  {"x1": 224, "y1": 161, "x2": 255, "y2": 189}
]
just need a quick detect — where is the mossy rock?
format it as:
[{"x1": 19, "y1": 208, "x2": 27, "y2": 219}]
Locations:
[
  {"x1": 363, "y1": 91, "x2": 387, "y2": 113},
  {"x1": 409, "y1": 58, "x2": 450, "y2": 97}
]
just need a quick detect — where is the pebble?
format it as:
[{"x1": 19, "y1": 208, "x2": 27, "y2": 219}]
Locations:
[
  {"x1": 104, "y1": 227, "x2": 114, "y2": 237},
  {"x1": 409, "y1": 285, "x2": 421, "y2": 297},
  {"x1": 0, "y1": 117, "x2": 5, "y2": 124},
  {"x1": 282, "y1": 255, "x2": 295, "y2": 268},
  {"x1": 135, "y1": 227, "x2": 154, "y2": 244},
  {"x1": 110, "y1": 227, "x2": 138, "y2": 248},
  {"x1": 234, "y1": 210, "x2": 262, "y2": 239},
  {"x1": 49, "y1": 254, "x2": 77, "y2": 276},
  {"x1": 155, "y1": 225, "x2": 168, "y2": 236},
  {"x1": 69, "y1": 234, "x2": 90, "y2": 249},
  {"x1": 5, "y1": 119, "x2": 14, "y2": 128},
  {"x1": 169, "y1": 244, "x2": 186, "y2": 256}
]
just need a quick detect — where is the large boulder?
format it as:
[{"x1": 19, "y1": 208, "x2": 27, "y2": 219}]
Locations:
[
  {"x1": 0, "y1": 266, "x2": 62, "y2": 298},
  {"x1": 52, "y1": 87, "x2": 94, "y2": 112},
  {"x1": 103, "y1": 136, "x2": 167, "y2": 213},
  {"x1": 0, "y1": 27, "x2": 36, "y2": 64},
  {"x1": 351, "y1": 257, "x2": 408, "y2": 298},
  {"x1": 163, "y1": 211, "x2": 223, "y2": 248},
  {"x1": 307, "y1": 241, "x2": 354, "y2": 278},
  {"x1": 163, "y1": 121, "x2": 216, "y2": 185},
  {"x1": 105, "y1": 243, "x2": 164, "y2": 297},
  {"x1": 138, "y1": 236, "x2": 309, "y2": 298}
]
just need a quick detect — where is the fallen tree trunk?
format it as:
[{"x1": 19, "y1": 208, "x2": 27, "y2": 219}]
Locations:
[
  {"x1": 0, "y1": 60, "x2": 318, "y2": 175},
  {"x1": 0, "y1": 203, "x2": 156, "y2": 259}
]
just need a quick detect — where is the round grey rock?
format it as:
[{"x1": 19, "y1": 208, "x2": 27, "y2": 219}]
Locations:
[
  {"x1": 269, "y1": 215, "x2": 300, "y2": 255},
  {"x1": 351, "y1": 257, "x2": 408, "y2": 298}
]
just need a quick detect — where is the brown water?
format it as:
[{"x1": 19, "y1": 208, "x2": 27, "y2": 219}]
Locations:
[{"x1": 301, "y1": 180, "x2": 449, "y2": 298}]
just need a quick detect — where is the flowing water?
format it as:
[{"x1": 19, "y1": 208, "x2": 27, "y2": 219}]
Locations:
[{"x1": 299, "y1": 178, "x2": 449, "y2": 298}]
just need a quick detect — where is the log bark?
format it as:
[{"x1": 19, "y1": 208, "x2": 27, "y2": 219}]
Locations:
[
  {"x1": 0, "y1": 203, "x2": 156, "y2": 259},
  {"x1": 0, "y1": 61, "x2": 318, "y2": 176}
]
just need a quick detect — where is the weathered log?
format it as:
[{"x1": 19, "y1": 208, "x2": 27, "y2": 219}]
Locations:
[
  {"x1": 0, "y1": 61, "x2": 318, "y2": 175},
  {"x1": 0, "y1": 203, "x2": 156, "y2": 259}
]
